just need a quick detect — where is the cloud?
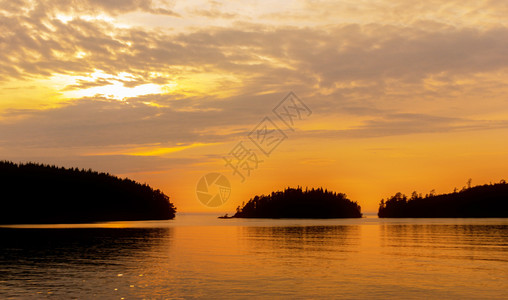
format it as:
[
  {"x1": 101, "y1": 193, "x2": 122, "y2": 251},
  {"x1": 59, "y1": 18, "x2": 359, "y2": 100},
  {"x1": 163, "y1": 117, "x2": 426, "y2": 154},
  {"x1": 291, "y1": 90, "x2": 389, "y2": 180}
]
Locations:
[
  {"x1": 273, "y1": 0, "x2": 508, "y2": 28},
  {"x1": 301, "y1": 113, "x2": 508, "y2": 139},
  {"x1": 0, "y1": 0, "x2": 179, "y2": 17},
  {"x1": 188, "y1": 1, "x2": 237, "y2": 20},
  {"x1": 2, "y1": 4, "x2": 508, "y2": 98},
  {"x1": 0, "y1": 92, "x2": 288, "y2": 149},
  {"x1": 1, "y1": 0, "x2": 508, "y2": 176},
  {"x1": 1, "y1": 95, "x2": 507, "y2": 156},
  {"x1": 62, "y1": 78, "x2": 115, "y2": 91}
]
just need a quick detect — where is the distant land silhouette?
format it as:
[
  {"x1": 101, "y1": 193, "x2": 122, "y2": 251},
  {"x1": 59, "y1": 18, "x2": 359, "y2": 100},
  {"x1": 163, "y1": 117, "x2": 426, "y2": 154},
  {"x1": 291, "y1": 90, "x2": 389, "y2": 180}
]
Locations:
[
  {"x1": 231, "y1": 187, "x2": 362, "y2": 218},
  {"x1": 0, "y1": 161, "x2": 176, "y2": 224},
  {"x1": 378, "y1": 180, "x2": 508, "y2": 218}
]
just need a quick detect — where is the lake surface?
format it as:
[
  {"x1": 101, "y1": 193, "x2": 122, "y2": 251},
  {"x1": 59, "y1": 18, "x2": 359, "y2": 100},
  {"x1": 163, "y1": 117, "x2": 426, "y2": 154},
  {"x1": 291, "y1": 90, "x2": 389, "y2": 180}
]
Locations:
[{"x1": 1, "y1": 215, "x2": 507, "y2": 299}]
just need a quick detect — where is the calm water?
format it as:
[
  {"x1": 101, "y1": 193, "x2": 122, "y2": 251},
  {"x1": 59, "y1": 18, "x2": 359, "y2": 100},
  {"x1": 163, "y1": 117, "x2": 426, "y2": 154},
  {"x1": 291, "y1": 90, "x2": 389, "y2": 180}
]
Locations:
[{"x1": 1, "y1": 215, "x2": 507, "y2": 299}]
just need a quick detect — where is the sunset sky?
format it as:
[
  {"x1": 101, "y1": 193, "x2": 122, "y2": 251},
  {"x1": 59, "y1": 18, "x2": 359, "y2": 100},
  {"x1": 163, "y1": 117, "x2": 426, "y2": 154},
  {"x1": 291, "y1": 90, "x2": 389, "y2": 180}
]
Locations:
[{"x1": 1, "y1": 0, "x2": 508, "y2": 213}]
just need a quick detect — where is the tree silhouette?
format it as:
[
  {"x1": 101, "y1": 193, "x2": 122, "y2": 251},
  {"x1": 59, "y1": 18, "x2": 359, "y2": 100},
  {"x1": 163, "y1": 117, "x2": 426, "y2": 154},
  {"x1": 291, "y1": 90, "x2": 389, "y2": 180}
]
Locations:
[
  {"x1": 0, "y1": 161, "x2": 176, "y2": 224},
  {"x1": 378, "y1": 180, "x2": 508, "y2": 218},
  {"x1": 232, "y1": 186, "x2": 362, "y2": 218}
]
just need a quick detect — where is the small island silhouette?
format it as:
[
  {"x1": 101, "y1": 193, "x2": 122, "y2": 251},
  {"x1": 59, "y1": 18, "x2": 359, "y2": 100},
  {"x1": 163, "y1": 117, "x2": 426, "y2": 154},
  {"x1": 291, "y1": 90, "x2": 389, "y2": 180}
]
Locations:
[
  {"x1": 378, "y1": 180, "x2": 508, "y2": 218},
  {"x1": 0, "y1": 161, "x2": 176, "y2": 224},
  {"x1": 230, "y1": 187, "x2": 362, "y2": 218}
]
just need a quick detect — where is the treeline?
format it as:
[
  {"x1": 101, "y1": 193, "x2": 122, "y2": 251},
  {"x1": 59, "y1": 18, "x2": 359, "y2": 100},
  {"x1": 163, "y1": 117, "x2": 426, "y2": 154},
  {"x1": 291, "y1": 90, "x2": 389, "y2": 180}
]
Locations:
[
  {"x1": 233, "y1": 187, "x2": 362, "y2": 218},
  {"x1": 0, "y1": 161, "x2": 176, "y2": 224},
  {"x1": 378, "y1": 180, "x2": 508, "y2": 218}
]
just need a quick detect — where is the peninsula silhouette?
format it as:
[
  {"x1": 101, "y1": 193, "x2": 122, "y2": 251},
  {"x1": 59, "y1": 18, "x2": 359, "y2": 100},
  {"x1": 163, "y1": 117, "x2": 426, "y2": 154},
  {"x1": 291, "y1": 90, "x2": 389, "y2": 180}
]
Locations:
[
  {"x1": 378, "y1": 180, "x2": 508, "y2": 218},
  {"x1": 232, "y1": 187, "x2": 362, "y2": 218},
  {"x1": 0, "y1": 161, "x2": 176, "y2": 224}
]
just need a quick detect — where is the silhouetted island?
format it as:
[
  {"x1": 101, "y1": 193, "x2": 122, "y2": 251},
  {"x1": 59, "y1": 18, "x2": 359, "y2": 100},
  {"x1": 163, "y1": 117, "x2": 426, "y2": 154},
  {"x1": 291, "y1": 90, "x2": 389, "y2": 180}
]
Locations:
[
  {"x1": 231, "y1": 187, "x2": 362, "y2": 218},
  {"x1": 0, "y1": 161, "x2": 176, "y2": 224},
  {"x1": 378, "y1": 180, "x2": 508, "y2": 218}
]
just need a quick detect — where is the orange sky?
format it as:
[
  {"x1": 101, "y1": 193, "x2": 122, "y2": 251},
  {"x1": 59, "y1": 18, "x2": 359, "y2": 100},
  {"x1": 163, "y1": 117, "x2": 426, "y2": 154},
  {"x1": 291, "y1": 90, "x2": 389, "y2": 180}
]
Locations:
[{"x1": 1, "y1": 0, "x2": 508, "y2": 213}]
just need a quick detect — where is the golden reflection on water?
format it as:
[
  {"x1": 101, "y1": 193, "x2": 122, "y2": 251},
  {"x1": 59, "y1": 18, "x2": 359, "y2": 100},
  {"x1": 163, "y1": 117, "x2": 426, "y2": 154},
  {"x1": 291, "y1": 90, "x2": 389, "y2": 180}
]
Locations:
[
  {"x1": 380, "y1": 224, "x2": 508, "y2": 262},
  {"x1": 1, "y1": 218, "x2": 507, "y2": 299},
  {"x1": 241, "y1": 226, "x2": 360, "y2": 258},
  {"x1": 0, "y1": 227, "x2": 173, "y2": 298}
]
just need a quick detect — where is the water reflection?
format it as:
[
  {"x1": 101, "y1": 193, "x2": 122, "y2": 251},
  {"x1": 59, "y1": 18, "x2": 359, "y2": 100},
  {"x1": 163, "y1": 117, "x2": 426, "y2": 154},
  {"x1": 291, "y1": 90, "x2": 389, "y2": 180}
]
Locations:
[
  {"x1": 0, "y1": 228, "x2": 171, "y2": 298},
  {"x1": 380, "y1": 224, "x2": 508, "y2": 262},
  {"x1": 1, "y1": 218, "x2": 507, "y2": 299},
  {"x1": 242, "y1": 225, "x2": 360, "y2": 257}
]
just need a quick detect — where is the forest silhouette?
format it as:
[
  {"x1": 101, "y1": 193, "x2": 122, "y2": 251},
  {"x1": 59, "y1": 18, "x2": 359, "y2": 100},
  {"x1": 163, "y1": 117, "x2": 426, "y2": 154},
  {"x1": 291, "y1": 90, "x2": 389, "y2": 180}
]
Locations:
[
  {"x1": 378, "y1": 180, "x2": 508, "y2": 218},
  {"x1": 0, "y1": 161, "x2": 176, "y2": 224},
  {"x1": 232, "y1": 187, "x2": 362, "y2": 218}
]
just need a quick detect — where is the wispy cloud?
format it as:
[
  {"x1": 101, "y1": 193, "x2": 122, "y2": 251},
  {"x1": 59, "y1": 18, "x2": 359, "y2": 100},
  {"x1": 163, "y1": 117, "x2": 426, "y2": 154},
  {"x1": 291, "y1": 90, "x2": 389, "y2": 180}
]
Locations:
[{"x1": 301, "y1": 113, "x2": 508, "y2": 139}]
